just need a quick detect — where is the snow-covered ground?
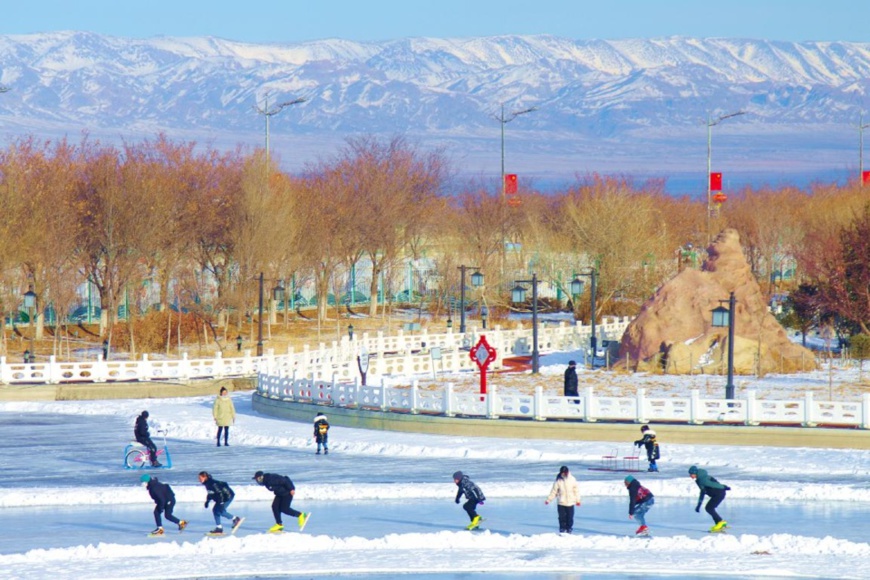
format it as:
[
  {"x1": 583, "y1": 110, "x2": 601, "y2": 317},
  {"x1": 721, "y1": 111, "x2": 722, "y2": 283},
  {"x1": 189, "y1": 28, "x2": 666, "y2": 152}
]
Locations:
[{"x1": 1, "y1": 353, "x2": 869, "y2": 580}]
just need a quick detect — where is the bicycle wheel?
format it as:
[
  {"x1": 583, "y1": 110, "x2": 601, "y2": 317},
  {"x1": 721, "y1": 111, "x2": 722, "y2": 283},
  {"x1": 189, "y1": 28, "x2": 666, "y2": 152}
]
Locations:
[{"x1": 125, "y1": 449, "x2": 147, "y2": 469}]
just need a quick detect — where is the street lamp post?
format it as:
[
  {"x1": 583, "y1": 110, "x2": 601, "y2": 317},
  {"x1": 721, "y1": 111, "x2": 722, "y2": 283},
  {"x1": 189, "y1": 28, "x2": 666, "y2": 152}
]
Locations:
[
  {"x1": 511, "y1": 273, "x2": 540, "y2": 374},
  {"x1": 706, "y1": 111, "x2": 745, "y2": 242},
  {"x1": 494, "y1": 103, "x2": 536, "y2": 277},
  {"x1": 255, "y1": 94, "x2": 306, "y2": 165},
  {"x1": 255, "y1": 273, "x2": 288, "y2": 356},
  {"x1": 457, "y1": 265, "x2": 484, "y2": 334},
  {"x1": 859, "y1": 112, "x2": 870, "y2": 187},
  {"x1": 711, "y1": 292, "x2": 737, "y2": 399},
  {"x1": 571, "y1": 268, "x2": 597, "y2": 364},
  {"x1": 23, "y1": 286, "x2": 36, "y2": 361},
  {"x1": 481, "y1": 306, "x2": 489, "y2": 330}
]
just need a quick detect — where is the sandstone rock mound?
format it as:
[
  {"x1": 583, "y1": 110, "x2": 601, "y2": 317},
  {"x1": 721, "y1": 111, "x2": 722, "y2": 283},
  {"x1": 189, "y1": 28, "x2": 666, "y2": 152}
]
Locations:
[{"x1": 619, "y1": 229, "x2": 815, "y2": 374}]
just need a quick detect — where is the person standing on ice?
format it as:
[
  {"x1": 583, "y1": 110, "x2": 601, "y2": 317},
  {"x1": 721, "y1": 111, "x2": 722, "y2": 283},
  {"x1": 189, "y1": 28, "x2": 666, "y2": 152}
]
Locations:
[
  {"x1": 688, "y1": 465, "x2": 730, "y2": 532},
  {"x1": 624, "y1": 475, "x2": 655, "y2": 536},
  {"x1": 453, "y1": 471, "x2": 485, "y2": 530},
  {"x1": 140, "y1": 474, "x2": 187, "y2": 536},
  {"x1": 213, "y1": 387, "x2": 236, "y2": 447},
  {"x1": 544, "y1": 465, "x2": 581, "y2": 533},
  {"x1": 313, "y1": 412, "x2": 329, "y2": 455},
  {"x1": 134, "y1": 410, "x2": 161, "y2": 467},
  {"x1": 253, "y1": 470, "x2": 310, "y2": 533},
  {"x1": 563, "y1": 360, "x2": 579, "y2": 402},
  {"x1": 634, "y1": 425, "x2": 660, "y2": 472}
]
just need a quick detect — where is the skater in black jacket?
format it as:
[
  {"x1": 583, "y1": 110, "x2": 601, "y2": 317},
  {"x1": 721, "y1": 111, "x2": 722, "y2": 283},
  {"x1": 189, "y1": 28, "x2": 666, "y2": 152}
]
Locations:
[
  {"x1": 140, "y1": 474, "x2": 187, "y2": 535},
  {"x1": 134, "y1": 411, "x2": 161, "y2": 467},
  {"x1": 313, "y1": 412, "x2": 330, "y2": 455},
  {"x1": 199, "y1": 471, "x2": 242, "y2": 535},
  {"x1": 453, "y1": 471, "x2": 486, "y2": 530},
  {"x1": 624, "y1": 475, "x2": 655, "y2": 536},
  {"x1": 634, "y1": 425, "x2": 660, "y2": 472},
  {"x1": 254, "y1": 470, "x2": 309, "y2": 533}
]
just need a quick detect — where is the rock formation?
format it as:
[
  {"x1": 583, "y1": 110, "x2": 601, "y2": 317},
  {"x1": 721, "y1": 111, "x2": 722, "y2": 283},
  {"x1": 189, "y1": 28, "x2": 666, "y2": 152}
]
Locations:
[{"x1": 619, "y1": 229, "x2": 815, "y2": 374}]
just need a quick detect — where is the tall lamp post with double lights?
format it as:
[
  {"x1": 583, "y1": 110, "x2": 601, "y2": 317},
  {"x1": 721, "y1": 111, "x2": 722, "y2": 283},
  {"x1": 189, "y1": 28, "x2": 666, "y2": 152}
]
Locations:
[
  {"x1": 511, "y1": 273, "x2": 540, "y2": 374},
  {"x1": 255, "y1": 95, "x2": 306, "y2": 165},
  {"x1": 571, "y1": 268, "x2": 598, "y2": 363},
  {"x1": 706, "y1": 111, "x2": 745, "y2": 242},
  {"x1": 859, "y1": 112, "x2": 870, "y2": 187},
  {"x1": 711, "y1": 292, "x2": 737, "y2": 400},
  {"x1": 457, "y1": 265, "x2": 484, "y2": 334},
  {"x1": 255, "y1": 273, "x2": 287, "y2": 357}
]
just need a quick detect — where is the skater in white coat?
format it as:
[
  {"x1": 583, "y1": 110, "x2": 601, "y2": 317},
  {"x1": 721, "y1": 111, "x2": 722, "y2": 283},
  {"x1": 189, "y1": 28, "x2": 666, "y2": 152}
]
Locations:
[{"x1": 545, "y1": 465, "x2": 581, "y2": 533}]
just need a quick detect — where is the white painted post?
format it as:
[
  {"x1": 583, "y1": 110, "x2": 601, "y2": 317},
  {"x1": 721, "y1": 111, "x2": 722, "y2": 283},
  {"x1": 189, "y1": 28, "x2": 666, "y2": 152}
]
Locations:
[
  {"x1": 636, "y1": 388, "x2": 646, "y2": 423},
  {"x1": 487, "y1": 385, "x2": 499, "y2": 419},
  {"x1": 445, "y1": 382, "x2": 455, "y2": 417},
  {"x1": 411, "y1": 379, "x2": 419, "y2": 414},
  {"x1": 47, "y1": 355, "x2": 58, "y2": 384},
  {"x1": 803, "y1": 391, "x2": 816, "y2": 427},
  {"x1": 690, "y1": 389, "x2": 702, "y2": 424},
  {"x1": 180, "y1": 352, "x2": 191, "y2": 382},
  {"x1": 534, "y1": 386, "x2": 544, "y2": 421},
  {"x1": 746, "y1": 390, "x2": 758, "y2": 425},
  {"x1": 862, "y1": 393, "x2": 870, "y2": 429},
  {"x1": 0, "y1": 356, "x2": 8, "y2": 384},
  {"x1": 380, "y1": 377, "x2": 388, "y2": 412},
  {"x1": 584, "y1": 386, "x2": 596, "y2": 422}
]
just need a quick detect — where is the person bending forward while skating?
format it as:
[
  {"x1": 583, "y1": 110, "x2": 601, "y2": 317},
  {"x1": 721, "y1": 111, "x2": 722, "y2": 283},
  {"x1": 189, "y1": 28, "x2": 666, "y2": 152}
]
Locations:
[
  {"x1": 689, "y1": 465, "x2": 731, "y2": 532},
  {"x1": 453, "y1": 471, "x2": 485, "y2": 530}
]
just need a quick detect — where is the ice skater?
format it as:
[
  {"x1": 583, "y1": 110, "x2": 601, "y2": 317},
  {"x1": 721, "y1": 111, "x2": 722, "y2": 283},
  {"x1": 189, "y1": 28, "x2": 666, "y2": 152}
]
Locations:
[
  {"x1": 253, "y1": 470, "x2": 310, "y2": 533},
  {"x1": 688, "y1": 465, "x2": 731, "y2": 532},
  {"x1": 199, "y1": 471, "x2": 243, "y2": 535},
  {"x1": 141, "y1": 474, "x2": 187, "y2": 536},
  {"x1": 634, "y1": 425, "x2": 660, "y2": 472},
  {"x1": 453, "y1": 471, "x2": 486, "y2": 530},
  {"x1": 624, "y1": 475, "x2": 655, "y2": 536},
  {"x1": 313, "y1": 412, "x2": 329, "y2": 455},
  {"x1": 545, "y1": 465, "x2": 581, "y2": 533}
]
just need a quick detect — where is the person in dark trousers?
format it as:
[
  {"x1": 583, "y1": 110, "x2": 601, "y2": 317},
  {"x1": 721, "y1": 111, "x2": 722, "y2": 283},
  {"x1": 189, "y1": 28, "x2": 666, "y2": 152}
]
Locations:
[
  {"x1": 545, "y1": 465, "x2": 581, "y2": 533},
  {"x1": 212, "y1": 387, "x2": 236, "y2": 447},
  {"x1": 253, "y1": 470, "x2": 309, "y2": 533},
  {"x1": 141, "y1": 474, "x2": 187, "y2": 535},
  {"x1": 313, "y1": 412, "x2": 330, "y2": 455},
  {"x1": 453, "y1": 471, "x2": 485, "y2": 530},
  {"x1": 624, "y1": 475, "x2": 655, "y2": 536},
  {"x1": 634, "y1": 425, "x2": 660, "y2": 472},
  {"x1": 199, "y1": 471, "x2": 242, "y2": 535},
  {"x1": 688, "y1": 465, "x2": 731, "y2": 532},
  {"x1": 563, "y1": 360, "x2": 579, "y2": 402},
  {"x1": 134, "y1": 410, "x2": 161, "y2": 467}
]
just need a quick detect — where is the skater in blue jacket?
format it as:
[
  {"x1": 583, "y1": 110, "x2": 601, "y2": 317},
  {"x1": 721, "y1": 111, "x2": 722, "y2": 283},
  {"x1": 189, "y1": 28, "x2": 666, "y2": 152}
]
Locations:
[
  {"x1": 453, "y1": 471, "x2": 485, "y2": 530},
  {"x1": 624, "y1": 475, "x2": 655, "y2": 536}
]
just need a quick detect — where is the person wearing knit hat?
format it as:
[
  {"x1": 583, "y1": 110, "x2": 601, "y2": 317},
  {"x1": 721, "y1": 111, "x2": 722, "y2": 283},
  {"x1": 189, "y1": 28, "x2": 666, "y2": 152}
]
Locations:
[
  {"x1": 453, "y1": 471, "x2": 485, "y2": 530},
  {"x1": 624, "y1": 475, "x2": 654, "y2": 536},
  {"x1": 634, "y1": 425, "x2": 660, "y2": 472},
  {"x1": 140, "y1": 474, "x2": 187, "y2": 536},
  {"x1": 689, "y1": 465, "x2": 731, "y2": 532},
  {"x1": 545, "y1": 466, "x2": 581, "y2": 533}
]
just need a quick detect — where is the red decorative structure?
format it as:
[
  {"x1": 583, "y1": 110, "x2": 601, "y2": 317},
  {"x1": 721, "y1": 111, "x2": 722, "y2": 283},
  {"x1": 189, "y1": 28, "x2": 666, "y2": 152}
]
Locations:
[
  {"x1": 470, "y1": 334, "x2": 497, "y2": 397},
  {"x1": 863, "y1": 170, "x2": 870, "y2": 185},
  {"x1": 504, "y1": 173, "x2": 518, "y2": 194},
  {"x1": 712, "y1": 192, "x2": 728, "y2": 204},
  {"x1": 710, "y1": 172, "x2": 723, "y2": 191}
]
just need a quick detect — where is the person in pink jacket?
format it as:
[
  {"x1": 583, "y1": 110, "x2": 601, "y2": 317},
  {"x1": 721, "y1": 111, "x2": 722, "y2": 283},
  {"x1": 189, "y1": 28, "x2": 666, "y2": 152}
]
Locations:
[{"x1": 545, "y1": 465, "x2": 581, "y2": 533}]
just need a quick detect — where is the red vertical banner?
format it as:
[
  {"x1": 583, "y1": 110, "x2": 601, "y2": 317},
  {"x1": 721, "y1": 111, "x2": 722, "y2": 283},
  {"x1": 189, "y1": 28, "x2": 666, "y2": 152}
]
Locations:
[
  {"x1": 710, "y1": 172, "x2": 723, "y2": 191},
  {"x1": 862, "y1": 170, "x2": 870, "y2": 185},
  {"x1": 504, "y1": 173, "x2": 518, "y2": 194}
]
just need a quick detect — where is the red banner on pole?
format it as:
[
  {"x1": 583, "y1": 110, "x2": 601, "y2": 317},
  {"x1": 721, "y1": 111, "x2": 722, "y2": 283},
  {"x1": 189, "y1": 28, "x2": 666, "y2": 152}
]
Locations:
[
  {"x1": 863, "y1": 170, "x2": 870, "y2": 185},
  {"x1": 504, "y1": 173, "x2": 518, "y2": 194},
  {"x1": 710, "y1": 172, "x2": 722, "y2": 191}
]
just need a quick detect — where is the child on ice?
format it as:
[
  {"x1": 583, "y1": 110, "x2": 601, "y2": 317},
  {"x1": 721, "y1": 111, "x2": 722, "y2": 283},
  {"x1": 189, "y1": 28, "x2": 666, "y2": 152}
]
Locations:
[
  {"x1": 453, "y1": 471, "x2": 485, "y2": 530},
  {"x1": 545, "y1": 465, "x2": 581, "y2": 533},
  {"x1": 634, "y1": 425, "x2": 660, "y2": 472},
  {"x1": 624, "y1": 475, "x2": 655, "y2": 536},
  {"x1": 313, "y1": 412, "x2": 329, "y2": 455}
]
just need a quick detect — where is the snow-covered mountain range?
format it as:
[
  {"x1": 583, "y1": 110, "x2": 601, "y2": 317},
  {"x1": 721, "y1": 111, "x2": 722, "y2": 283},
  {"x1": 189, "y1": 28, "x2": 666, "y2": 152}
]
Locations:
[{"x1": 2, "y1": 31, "x2": 870, "y2": 192}]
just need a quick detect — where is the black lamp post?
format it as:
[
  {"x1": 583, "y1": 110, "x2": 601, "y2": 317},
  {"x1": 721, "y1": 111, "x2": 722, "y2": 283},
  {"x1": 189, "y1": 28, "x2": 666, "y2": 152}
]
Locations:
[
  {"x1": 256, "y1": 272, "x2": 264, "y2": 356},
  {"x1": 571, "y1": 268, "x2": 597, "y2": 362},
  {"x1": 23, "y1": 286, "x2": 37, "y2": 358},
  {"x1": 511, "y1": 273, "x2": 540, "y2": 373},
  {"x1": 458, "y1": 265, "x2": 484, "y2": 333},
  {"x1": 711, "y1": 291, "x2": 736, "y2": 399},
  {"x1": 272, "y1": 281, "x2": 285, "y2": 324},
  {"x1": 481, "y1": 306, "x2": 489, "y2": 329}
]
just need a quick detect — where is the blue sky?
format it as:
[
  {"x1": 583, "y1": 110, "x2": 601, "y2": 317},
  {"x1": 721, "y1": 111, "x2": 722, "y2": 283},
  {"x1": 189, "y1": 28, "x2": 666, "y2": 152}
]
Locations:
[{"x1": 2, "y1": 0, "x2": 868, "y2": 43}]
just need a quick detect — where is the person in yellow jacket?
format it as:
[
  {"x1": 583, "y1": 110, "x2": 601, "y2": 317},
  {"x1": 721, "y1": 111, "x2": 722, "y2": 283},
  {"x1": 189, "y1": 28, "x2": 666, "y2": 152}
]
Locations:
[
  {"x1": 545, "y1": 465, "x2": 581, "y2": 533},
  {"x1": 213, "y1": 387, "x2": 236, "y2": 446}
]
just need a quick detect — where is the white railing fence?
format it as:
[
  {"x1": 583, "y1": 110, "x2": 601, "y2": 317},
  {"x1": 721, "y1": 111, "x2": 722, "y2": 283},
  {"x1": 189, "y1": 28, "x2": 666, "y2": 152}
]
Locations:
[
  {"x1": 256, "y1": 376, "x2": 870, "y2": 430},
  {"x1": 0, "y1": 318, "x2": 629, "y2": 385}
]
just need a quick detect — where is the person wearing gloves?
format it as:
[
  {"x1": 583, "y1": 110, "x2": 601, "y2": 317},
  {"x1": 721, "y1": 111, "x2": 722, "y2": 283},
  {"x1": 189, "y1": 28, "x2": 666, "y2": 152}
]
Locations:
[
  {"x1": 313, "y1": 412, "x2": 330, "y2": 455},
  {"x1": 634, "y1": 425, "x2": 660, "y2": 472},
  {"x1": 199, "y1": 471, "x2": 242, "y2": 535},
  {"x1": 253, "y1": 470, "x2": 310, "y2": 533},
  {"x1": 213, "y1": 387, "x2": 236, "y2": 447},
  {"x1": 452, "y1": 471, "x2": 486, "y2": 530},
  {"x1": 140, "y1": 474, "x2": 187, "y2": 536},
  {"x1": 624, "y1": 475, "x2": 655, "y2": 536},
  {"x1": 545, "y1": 465, "x2": 581, "y2": 533},
  {"x1": 134, "y1": 410, "x2": 161, "y2": 467},
  {"x1": 688, "y1": 465, "x2": 731, "y2": 532}
]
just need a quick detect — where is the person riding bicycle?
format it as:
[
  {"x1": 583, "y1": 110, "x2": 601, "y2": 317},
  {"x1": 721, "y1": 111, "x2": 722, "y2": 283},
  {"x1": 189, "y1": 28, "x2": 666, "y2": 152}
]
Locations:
[{"x1": 135, "y1": 410, "x2": 161, "y2": 467}]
